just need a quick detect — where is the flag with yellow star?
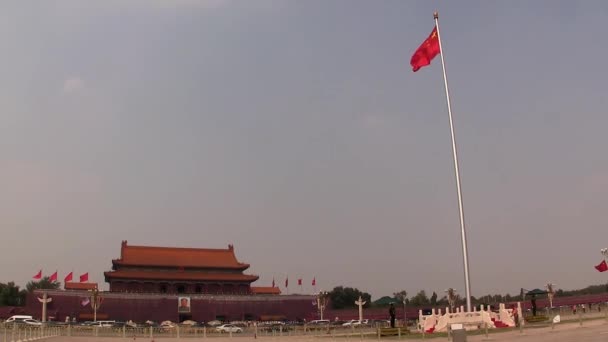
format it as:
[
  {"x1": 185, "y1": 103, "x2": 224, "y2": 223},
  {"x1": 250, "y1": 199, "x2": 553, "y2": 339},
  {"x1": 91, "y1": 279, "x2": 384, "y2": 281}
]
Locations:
[{"x1": 411, "y1": 27, "x2": 440, "y2": 72}]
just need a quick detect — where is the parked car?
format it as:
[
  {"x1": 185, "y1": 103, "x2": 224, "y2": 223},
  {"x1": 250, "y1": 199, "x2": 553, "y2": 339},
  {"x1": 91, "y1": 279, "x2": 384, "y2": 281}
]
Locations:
[
  {"x1": 229, "y1": 321, "x2": 248, "y2": 327},
  {"x1": 206, "y1": 320, "x2": 222, "y2": 327},
  {"x1": 5, "y1": 315, "x2": 33, "y2": 323},
  {"x1": 89, "y1": 321, "x2": 115, "y2": 328},
  {"x1": 215, "y1": 324, "x2": 243, "y2": 333},
  {"x1": 160, "y1": 321, "x2": 176, "y2": 329},
  {"x1": 23, "y1": 319, "x2": 42, "y2": 326},
  {"x1": 142, "y1": 320, "x2": 159, "y2": 327},
  {"x1": 342, "y1": 320, "x2": 362, "y2": 327}
]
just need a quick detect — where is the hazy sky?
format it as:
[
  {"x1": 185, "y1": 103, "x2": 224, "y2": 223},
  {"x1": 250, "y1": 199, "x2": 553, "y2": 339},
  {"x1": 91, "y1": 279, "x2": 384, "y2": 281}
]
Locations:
[{"x1": 2, "y1": 0, "x2": 608, "y2": 300}]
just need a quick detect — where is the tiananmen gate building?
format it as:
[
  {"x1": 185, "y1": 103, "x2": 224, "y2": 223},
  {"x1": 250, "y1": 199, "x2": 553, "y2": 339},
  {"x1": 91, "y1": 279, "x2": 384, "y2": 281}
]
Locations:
[
  {"x1": 25, "y1": 241, "x2": 315, "y2": 323},
  {"x1": 105, "y1": 241, "x2": 261, "y2": 294}
]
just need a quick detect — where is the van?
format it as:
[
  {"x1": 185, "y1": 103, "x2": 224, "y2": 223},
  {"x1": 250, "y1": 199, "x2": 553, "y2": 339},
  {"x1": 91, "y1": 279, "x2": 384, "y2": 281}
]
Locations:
[{"x1": 5, "y1": 315, "x2": 33, "y2": 323}]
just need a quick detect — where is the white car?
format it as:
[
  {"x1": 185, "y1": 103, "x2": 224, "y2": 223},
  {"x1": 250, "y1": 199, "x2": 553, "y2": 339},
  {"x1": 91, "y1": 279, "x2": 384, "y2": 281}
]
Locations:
[
  {"x1": 160, "y1": 321, "x2": 176, "y2": 329},
  {"x1": 342, "y1": 320, "x2": 362, "y2": 327},
  {"x1": 5, "y1": 315, "x2": 33, "y2": 323},
  {"x1": 89, "y1": 321, "x2": 115, "y2": 328},
  {"x1": 23, "y1": 319, "x2": 43, "y2": 326},
  {"x1": 216, "y1": 324, "x2": 243, "y2": 333}
]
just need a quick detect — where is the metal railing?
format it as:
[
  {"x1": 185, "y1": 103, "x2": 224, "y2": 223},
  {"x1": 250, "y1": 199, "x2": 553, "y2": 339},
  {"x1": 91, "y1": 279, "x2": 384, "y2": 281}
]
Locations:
[
  {"x1": 0, "y1": 322, "x2": 390, "y2": 340},
  {"x1": 1, "y1": 324, "x2": 61, "y2": 342}
]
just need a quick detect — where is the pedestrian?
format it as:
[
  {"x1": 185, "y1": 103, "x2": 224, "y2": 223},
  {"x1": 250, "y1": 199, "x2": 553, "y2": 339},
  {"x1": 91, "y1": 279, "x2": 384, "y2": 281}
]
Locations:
[{"x1": 389, "y1": 303, "x2": 396, "y2": 328}]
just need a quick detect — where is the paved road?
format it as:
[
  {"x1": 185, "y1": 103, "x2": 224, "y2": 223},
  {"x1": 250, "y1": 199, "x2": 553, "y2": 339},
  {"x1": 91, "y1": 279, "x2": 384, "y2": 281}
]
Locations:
[
  {"x1": 41, "y1": 319, "x2": 608, "y2": 341},
  {"x1": 467, "y1": 319, "x2": 608, "y2": 341}
]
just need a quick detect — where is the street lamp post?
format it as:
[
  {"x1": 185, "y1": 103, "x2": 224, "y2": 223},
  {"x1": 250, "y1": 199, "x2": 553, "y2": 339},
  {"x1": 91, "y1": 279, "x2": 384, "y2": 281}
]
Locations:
[
  {"x1": 446, "y1": 288, "x2": 456, "y2": 313},
  {"x1": 546, "y1": 283, "x2": 556, "y2": 309},
  {"x1": 601, "y1": 249, "x2": 608, "y2": 307},
  {"x1": 38, "y1": 292, "x2": 52, "y2": 323},
  {"x1": 402, "y1": 298, "x2": 407, "y2": 327},
  {"x1": 89, "y1": 287, "x2": 102, "y2": 322},
  {"x1": 317, "y1": 291, "x2": 329, "y2": 320}
]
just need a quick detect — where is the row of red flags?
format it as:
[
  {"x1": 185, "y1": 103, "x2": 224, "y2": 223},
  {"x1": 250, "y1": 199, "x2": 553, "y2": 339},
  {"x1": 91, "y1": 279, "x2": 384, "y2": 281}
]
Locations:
[
  {"x1": 272, "y1": 277, "x2": 316, "y2": 288},
  {"x1": 33, "y1": 270, "x2": 89, "y2": 283}
]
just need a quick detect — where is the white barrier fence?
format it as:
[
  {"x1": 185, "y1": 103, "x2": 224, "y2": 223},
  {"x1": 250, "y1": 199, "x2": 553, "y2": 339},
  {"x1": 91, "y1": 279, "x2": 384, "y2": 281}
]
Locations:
[
  {"x1": 418, "y1": 303, "x2": 516, "y2": 333},
  {"x1": 1, "y1": 323, "x2": 387, "y2": 340},
  {"x1": 1, "y1": 324, "x2": 61, "y2": 342}
]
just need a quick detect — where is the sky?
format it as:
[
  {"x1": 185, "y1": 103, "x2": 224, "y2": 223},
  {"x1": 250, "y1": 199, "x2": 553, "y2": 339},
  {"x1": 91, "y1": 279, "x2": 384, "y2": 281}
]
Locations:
[{"x1": 1, "y1": 0, "x2": 608, "y2": 300}]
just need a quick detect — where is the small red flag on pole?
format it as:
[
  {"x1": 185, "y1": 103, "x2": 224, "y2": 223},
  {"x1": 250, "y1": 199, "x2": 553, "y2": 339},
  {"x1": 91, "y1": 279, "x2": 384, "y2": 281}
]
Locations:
[
  {"x1": 49, "y1": 271, "x2": 58, "y2": 282},
  {"x1": 64, "y1": 272, "x2": 73, "y2": 283},
  {"x1": 79, "y1": 272, "x2": 89, "y2": 283},
  {"x1": 595, "y1": 260, "x2": 608, "y2": 272},
  {"x1": 298, "y1": 278, "x2": 302, "y2": 286},
  {"x1": 312, "y1": 277, "x2": 316, "y2": 286},
  {"x1": 33, "y1": 270, "x2": 42, "y2": 280},
  {"x1": 272, "y1": 278, "x2": 275, "y2": 287},
  {"x1": 285, "y1": 277, "x2": 289, "y2": 288}
]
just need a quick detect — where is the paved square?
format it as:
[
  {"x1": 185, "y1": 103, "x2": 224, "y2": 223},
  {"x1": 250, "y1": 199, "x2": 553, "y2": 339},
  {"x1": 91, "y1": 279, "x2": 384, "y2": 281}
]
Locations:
[{"x1": 40, "y1": 319, "x2": 608, "y2": 342}]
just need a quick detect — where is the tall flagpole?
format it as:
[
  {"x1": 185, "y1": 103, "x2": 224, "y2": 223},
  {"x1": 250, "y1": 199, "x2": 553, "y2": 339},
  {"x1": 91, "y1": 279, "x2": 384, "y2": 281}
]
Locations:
[{"x1": 434, "y1": 11, "x2": 472, "y2": 312}]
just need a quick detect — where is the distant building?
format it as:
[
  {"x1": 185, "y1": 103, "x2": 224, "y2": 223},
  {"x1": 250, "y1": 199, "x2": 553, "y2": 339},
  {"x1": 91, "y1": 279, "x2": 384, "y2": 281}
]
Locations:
[
  {"x1": 104, "y1": 241, "x2": 263, "y2": 295},
  {"x1": 26, "y1": 241, "x2": 314, "y2": 323}
]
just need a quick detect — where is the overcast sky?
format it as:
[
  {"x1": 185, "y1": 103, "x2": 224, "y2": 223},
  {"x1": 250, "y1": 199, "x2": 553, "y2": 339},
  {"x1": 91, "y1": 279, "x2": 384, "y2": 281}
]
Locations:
[{"x1": 1, "y1": 0, "x2": 608, "y2": 300}]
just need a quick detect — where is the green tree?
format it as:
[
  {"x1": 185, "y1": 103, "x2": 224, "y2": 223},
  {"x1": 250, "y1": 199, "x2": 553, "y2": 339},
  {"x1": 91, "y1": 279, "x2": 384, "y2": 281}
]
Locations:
[
  {"x1": 393, "y1": 290, "x2": 408, "y2": 305},
  {"x1": 436, "y1": 295, "x2": 448, "y2": 306},
  {"x1": 328, "y1": 286, "x2": 371, "y2": 309},
  {"x1": 409, "y1": 290, "x2": 430, "y2": 307},
  {"x1": 430, "y1": 291, "x2": 438, "y2": 306},
  {"x1": 26, "y1": 277, "x2": 60, "y2": 292},
  {"x1": 0, "y1": 282, "x2": 27, "y2": 306}
]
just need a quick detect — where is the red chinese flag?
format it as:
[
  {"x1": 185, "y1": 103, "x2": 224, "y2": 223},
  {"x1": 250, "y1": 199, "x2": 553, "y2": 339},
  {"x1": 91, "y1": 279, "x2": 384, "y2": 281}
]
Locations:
[
  {"x1": 272, "y1": 278, "x2": 275, "y2": 287},
  {"x1": 298, "y1": 278, "x2": 302, "y2": 286},
  {"x1": 285, "y1": 277, "x2": 289, "y2": 288},
  {"x1": 49, "y1": 271, "x2": 58, "y2": 282},
  {"x1": 312, "y1": 277, "x2": 316, "y2": 286},
  {"x1": 410, "y1": 27, "x2": 440, "y2": 72},
  {"x1": 33, "y1": 270, "x2": 42, "y2": 280},
  {"x1": 64, "y1": 272, "x2": 73, "y2": 283},
  {"x1": 79, "y1": 272, "x2": 89, "y2": 283},
  {"x1": 595, "y1": 260, "x2": 608, "y2": 272}
]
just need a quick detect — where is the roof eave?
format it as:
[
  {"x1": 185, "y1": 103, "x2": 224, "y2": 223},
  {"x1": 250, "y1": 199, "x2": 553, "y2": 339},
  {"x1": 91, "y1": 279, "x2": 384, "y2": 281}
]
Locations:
[
  {"x1": 104, "y1": 271, "x2": 259, "y2": 283},
  {"x1": 113, "y1": 261, "x2": 250, "y2": 271}
]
